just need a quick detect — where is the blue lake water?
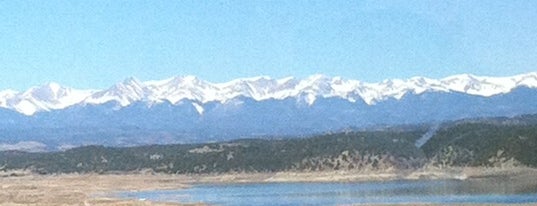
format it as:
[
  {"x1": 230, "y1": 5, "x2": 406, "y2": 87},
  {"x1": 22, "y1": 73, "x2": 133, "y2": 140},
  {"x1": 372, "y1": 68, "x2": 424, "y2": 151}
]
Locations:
[{"x1": 119, "y1": 179, "x2": 537, "y2": 205}]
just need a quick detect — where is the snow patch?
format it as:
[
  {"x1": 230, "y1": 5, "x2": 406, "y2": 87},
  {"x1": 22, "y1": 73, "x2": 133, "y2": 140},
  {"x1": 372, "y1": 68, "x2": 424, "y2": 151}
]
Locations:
[{"x1": 192, "y1": 102, "x2": 204, "y2": 115}]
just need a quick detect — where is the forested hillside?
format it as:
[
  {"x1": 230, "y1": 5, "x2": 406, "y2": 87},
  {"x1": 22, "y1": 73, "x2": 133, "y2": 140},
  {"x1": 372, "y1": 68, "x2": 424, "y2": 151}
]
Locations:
[
  {"x1": 422, "y1": 121, "x2": 537, "y2": 167},
  {"x1": 0, "y1": 130, "x2": 425, "y2": 174},
  {"x1": 1, "y1": 114, "x2": 537, "y2": 174}
]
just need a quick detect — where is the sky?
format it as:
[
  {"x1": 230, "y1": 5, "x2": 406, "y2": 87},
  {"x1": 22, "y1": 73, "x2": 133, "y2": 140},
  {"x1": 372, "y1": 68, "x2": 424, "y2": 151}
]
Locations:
[{"x1": 1, "y1": 0, "x2": 536, "y2": 90}]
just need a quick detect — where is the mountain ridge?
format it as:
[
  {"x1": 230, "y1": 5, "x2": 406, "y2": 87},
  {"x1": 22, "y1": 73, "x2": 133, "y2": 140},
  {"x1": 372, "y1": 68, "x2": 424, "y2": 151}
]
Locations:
[{"x1": 2, "y1": 72, "x2": 537, "y2": 115}]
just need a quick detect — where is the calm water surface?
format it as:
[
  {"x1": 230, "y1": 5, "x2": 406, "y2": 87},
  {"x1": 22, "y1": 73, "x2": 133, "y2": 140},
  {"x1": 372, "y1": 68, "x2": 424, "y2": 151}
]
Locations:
[{"x1": 120, "y1": 179, "x2": 537, "y2": 205}]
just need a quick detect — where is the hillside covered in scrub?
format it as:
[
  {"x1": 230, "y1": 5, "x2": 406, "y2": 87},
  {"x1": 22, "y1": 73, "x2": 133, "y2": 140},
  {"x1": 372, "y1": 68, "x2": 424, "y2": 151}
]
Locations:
[{"x1": 1, "y1": 115, "x2": 537, "y2": 175}]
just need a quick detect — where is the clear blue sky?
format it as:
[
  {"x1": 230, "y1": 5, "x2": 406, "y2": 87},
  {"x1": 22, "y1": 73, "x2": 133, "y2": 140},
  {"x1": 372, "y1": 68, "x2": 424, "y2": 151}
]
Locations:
[{"x1": 1, "y1": 0, "x2": 536, "y2": 90}]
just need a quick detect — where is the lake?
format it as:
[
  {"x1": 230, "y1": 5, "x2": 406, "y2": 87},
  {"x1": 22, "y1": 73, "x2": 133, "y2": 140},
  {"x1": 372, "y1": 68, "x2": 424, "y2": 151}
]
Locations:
[{"x1": 119, "y1": 179, "x2": 537, "y2": 205}]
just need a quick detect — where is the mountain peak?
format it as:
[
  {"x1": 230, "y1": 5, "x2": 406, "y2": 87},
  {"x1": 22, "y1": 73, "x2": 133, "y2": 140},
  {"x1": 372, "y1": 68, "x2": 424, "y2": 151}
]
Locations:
[
  {"x1": 83, "y1": 77, "x2": 147, "y2": 107},
  {"x1": 306, "y1": 74, "x2": 330, "y2": 81},
  {"x1": 26, "y1": 82, "x2": 66, "y2": 101},
  {"x1": 277, "y1": 76, "x2": 297, "y2": 84},
  {"x1": 45, "y1": 82, "x2": 62, "y2": 91},
  {"x1": 120, "y1": 77, "x2": 143, "y2": 86},
  {"x1": 0, "y1": 82, "x2": 93, "y2": 115},
  {"x1": 171, "y1": 75, "x2": 199, "y2": 82}
]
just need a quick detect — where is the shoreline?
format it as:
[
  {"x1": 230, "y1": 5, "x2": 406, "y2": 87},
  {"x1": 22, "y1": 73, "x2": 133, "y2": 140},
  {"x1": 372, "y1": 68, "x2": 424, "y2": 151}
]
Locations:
[{"x1": 1, "y1": 167, "x2": 537, "y2": 205}]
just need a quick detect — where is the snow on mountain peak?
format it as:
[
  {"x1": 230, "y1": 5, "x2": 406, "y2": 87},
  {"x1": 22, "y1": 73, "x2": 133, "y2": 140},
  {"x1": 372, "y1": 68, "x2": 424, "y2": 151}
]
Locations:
[
  {"x1": 441, "y1": 74, "x2": 516, "y2": 96},
  {"x1": 25, "y1": 82, "x2": 68, "y2": 102},
  {"x1": 146, "y1": 75, "x2": 218, "y2": 104},
  {"x1": 0, "y1": 83, "x2": 94, "y2": 115},
  {"x1": 83, "y1": 77, "x2": 147, "y2": 107},
  {"x1": 121, "y1": 77, "x2": 142, "y2": 86},
  {"x1": 0, "y1": 89, "x2": 18, "y2": 108},
  {"x1": 1, "y1": 72, "x2": 536, "y2": 115},
  {"x1": 514, "y1": 72, "x2": 537, "y2": 88},
  {"x1": 0, "y1": 89, "x2": 18, "y2": 98},
  {"x1": 276, "y1": 76, "x2": 296, "y2": 84}
]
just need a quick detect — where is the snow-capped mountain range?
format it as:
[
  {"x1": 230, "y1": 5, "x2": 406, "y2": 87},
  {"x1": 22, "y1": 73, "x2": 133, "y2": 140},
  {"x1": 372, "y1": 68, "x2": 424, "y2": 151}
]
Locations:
[
  {"x1": 2, "y1": 72, "x2": 537, "y2": 116},
  {"x1": 2, "y1": 72, "x2": 537, "y2": 150}
]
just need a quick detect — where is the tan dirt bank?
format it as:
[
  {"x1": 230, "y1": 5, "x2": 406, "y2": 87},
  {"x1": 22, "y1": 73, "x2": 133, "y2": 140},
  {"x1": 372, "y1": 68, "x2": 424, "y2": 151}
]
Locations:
[
  {"x1": 1, "y1": 167, "x2": 536, "y2": 206},
  {"x1": 0, "y1": 173, "x2": 198, "y2": 206}
]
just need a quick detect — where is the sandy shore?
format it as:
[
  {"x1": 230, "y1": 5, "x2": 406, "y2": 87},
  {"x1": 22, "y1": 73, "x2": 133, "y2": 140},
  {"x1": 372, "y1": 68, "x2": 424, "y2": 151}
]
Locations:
[
  {"x1": 1, "y1": 167, "x2": 537, "y2": 206},
  {"x1": 0, "y1": 173, "x2": 199, "y2": 206}
]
